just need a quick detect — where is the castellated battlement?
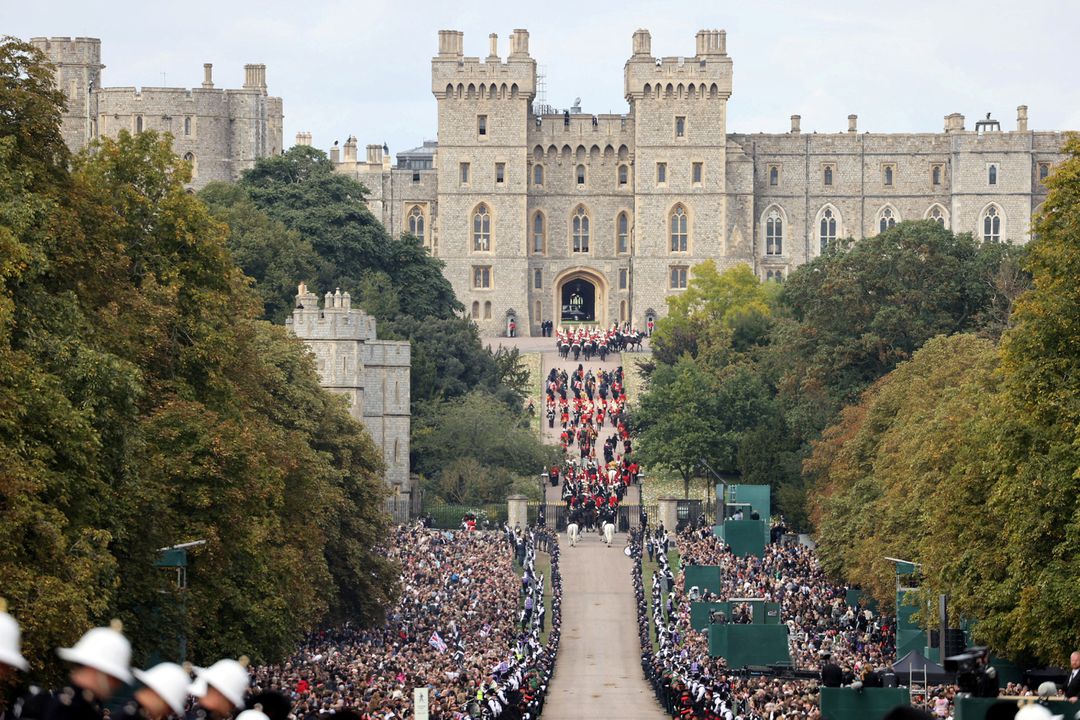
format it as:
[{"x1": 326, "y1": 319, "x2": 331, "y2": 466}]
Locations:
[
  {"x1": 529, "y1": 113, "x2": 634, "y2": 140},
  {"x1": 432, "y1": 29, "x2": 536, "y2": 99},
  {"x1": 624, "y1": 28, "x2": 732, "y2": 100},
  {"x1": 285, "y1": 283, "x2": 412, "y2": 496},
  {"x1": 30, "y1": 36, "x2": 102, "y2": 62},
  {"x1": 286, "y1": 284, "x2": 378, "y2": 341}
]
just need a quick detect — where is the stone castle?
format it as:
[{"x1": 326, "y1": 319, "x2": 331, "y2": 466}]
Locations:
[
  {"x1": 285, "y1": 285, "x2": 415, "y2": 508},
  {"x1": 327, "y1": 28, "x2": 1071, "y2": 336},
  {"x1": 32, "y1": 37, "x2": 283, "y2": 187}
]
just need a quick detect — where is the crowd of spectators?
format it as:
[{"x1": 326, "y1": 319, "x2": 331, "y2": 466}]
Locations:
[
  {"x1": 635, "y1": 526, "x2": 897, "y2": 719},
  {"x1": 252, "y1": 523, "x2": 562, "y2": 720}
]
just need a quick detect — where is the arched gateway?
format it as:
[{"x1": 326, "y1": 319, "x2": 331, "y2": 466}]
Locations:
[{"x1": 554, "y1": 268, "x2": 607, "y2": 327}]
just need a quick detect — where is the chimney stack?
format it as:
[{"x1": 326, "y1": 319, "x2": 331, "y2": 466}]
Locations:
[
  {"x1": 438, "y1": 30, "x2": 464, "y2": 57},
  {"x1": 847, "y1": 114, "x2": 857, "y2": 133},
  {"x1": 366, "y1": 144, "x2": 384, "y2": 165},
  {"x1": 695, "y1": 29, "x2": 726, "y2": 57},
  {"x1": 944, "y1": 113, "x2": 965, "y2": 133},
  {"x1": 330, "y1": 143, "x2": 340, "y2": 163},
  {"x1": 295, "y1": 131, "x2": 312, "y2": 147},
  {"x1": 1017, "y1": 105, "x2": 1028, "y2": 132},
  {"x1": 632, "y1": 29, "x2": 652, "y2": 58},
  {"x1": 202, "y1": 63, "x2": 214, "y2": 88},
  {"x1": 509, "y1": 29, "x2": 530, "y2": 58},
  {"x1": 488, "y1": 33, "x2": 499, "y2": 61},
  {"x1": 790, "y1": 114, "x2": 801, "y2": 134},
  {"x1": 243, "y1": 63, "x2": 267, "y2": 91},
  {"x1": 343, "y1": 136, "x2": 357, "y2": 163}
]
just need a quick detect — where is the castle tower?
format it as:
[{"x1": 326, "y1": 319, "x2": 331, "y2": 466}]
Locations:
[
  {"x1": 432, "y1": 29, "x2": 536, "y2": 334},
  {"x1": 624, "y1": 29, "x2": 733, "y2": 327},
  {"x1": 285, "y1": 284, "x2": 414, "y2": 512},
  {"x1": 30, "y1": 37, "x2": 104, "y2": 153}
]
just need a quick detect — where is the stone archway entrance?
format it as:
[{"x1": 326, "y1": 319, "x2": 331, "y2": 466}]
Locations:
[{"x1": 555, "y1": 268, "x2": 607, "y2": 327}]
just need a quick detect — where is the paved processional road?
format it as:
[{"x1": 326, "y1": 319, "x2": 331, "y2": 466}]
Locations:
[{"x1": 483, "y1": 336, "x2": 666, "y2": 720}]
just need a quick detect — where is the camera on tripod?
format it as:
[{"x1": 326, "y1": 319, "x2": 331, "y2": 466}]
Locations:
[{"x1": 944, "y1": 646, "x2": 998, "y2": 698}]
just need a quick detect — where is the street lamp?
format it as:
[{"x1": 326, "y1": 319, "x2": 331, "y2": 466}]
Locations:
[
  {"x1": 697, "y1": 459, "x2": 729, "y2": 525},
  {"x1": 538, "y1": 473, "x2": 549, "y2": 528}
]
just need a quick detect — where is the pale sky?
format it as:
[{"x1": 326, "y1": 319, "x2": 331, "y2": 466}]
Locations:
[{"x1": 6, "y1": 0, "x2": 1078, "y2": 159}]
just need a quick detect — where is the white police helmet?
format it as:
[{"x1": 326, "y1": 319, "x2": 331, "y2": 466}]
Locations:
[
  {"x1": 56, "y1": 620, "x2": 132, "y2": 683},
  {"x1": 133, "y1": 662, "x2": 192, "y2": 715}
]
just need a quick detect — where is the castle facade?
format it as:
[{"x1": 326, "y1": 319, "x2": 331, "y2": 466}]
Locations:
[
  {"x1": 32, "y1": 37, "x2": 283, "y2": 188},
  {"x1": 329, "y1": 28, "x2": 1070, "y2": 337},
  {"x1": 285, "y1": 285, "x2": 414, "y2": 509}
]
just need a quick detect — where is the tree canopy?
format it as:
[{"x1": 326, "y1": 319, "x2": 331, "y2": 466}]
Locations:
[
  {"x1": 201, "y1": 146, "x2": 459, "y2": 325},
  {"x1": 0, "y1": 38, "x2": 395, "y2": 678},
  {"x1": 806, "y1": 135, "x2": 1080, "y2": 665}
]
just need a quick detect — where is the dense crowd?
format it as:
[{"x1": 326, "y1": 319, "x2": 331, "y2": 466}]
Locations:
[
  {"x1": 253, "y1": 524, "x2": 561, "y2": 720},
  {"x1": 635, "y1": 526, "x2": 898, "y2": 720},
  {"x1": 0, "y1": 525, "x2": 561, "y2": 720},
  {"x1": 676, "y1": 529, "x2": 895, "y2": 673}
]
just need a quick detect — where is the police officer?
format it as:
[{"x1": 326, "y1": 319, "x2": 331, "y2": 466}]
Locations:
[
  {"x1": 19, "y1": 621, "x2": 133, "y2": 720},
  {"x1": 123, "y1": 664, "x2": 191, "y2": 720},
  {"x1": 187, "y1": 659, "x2": 250, "y2": 720},
  {"x1": 1, "y1": 599, "x2": 30, "y2": 717}
]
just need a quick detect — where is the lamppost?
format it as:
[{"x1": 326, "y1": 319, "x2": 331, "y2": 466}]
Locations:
[
  {"x1": 538, "y1": 473, "x2": 548, "y2": 528},
  {"x1": 155, "y1": 540, "x2": 206, "y2": 661},
  {"x1": 697, "y1": 459, "x2": 729, "y2": 525}
]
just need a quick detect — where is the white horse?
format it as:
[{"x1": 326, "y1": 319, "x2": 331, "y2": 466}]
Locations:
[
  {"x1": 567, "y1": 522, "x2": 580, "y2": 548},
  {"x1": 603, "y1": 522, "x2": 615, "y2": 547}
]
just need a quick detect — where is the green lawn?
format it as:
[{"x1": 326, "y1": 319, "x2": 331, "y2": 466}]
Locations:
[
  {"x1": 619, "y1": 352, "x2": 649, "y2": 409},
  {"x1": 520, "y1": 352, "x2": 544, "y2": 437}
]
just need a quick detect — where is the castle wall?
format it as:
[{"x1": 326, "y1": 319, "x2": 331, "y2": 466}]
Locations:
[
  {"x1": 32, "y1": 37, "x2": 283, "y2": 189},
  {"x1": 327, "y1": 27, "x2": 1072, "y2": 335},
  {"x1": 285, "y1": 286, "x2": 413, "y2": 500}
]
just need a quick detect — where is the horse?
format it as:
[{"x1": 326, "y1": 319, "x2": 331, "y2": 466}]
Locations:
[
  {"x1": 571, "y1": 342, "x2": 581, "y2": 361},
  {"x1": 567, "y1": 522, "x2": 580, "y2": 548},
  {"x1": 603, "y1": 522, "x2": 615, "y2": 546},
  {"x1": 557, "y1": 341, "x2": 570, "y2": 359}
]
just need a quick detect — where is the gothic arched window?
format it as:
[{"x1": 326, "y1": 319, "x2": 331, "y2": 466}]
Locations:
[
  {"x1": 982, "y1": 205, "x2": 1002, "y2": 242},
  {"x1": 670, "y1": 205, "x2": 688, "y2": 252},
  {"x1": 819, "y1": 207, "x2": 837, "y2": 253},
  {"x1": 878, "y1": 206, "x2": 897, "y2": 233},
  {"x1": 572, "y1": 206, "x2": 590, "y2": 253},
  {"x1": 534, "y1": 164, "x2": 544, "y2": 186},
  {"x1": 408, "y1": 205, "x2": 425, "y2": 241},
  {"x1": 927, "y1": 205, "x2": 947, "y2": 227},
  {"x1": 765, "y1": 208, "x2": 783, "y2": 256},
  {"x1": 472, "y1": 204, "x2": 491, "y2": 251},
  {"x1": 617, "y1": 212, "x2": 630, "y2": 254},
  {"x1": 532, "y1": 212, "x2": 546, "y2": 255}
]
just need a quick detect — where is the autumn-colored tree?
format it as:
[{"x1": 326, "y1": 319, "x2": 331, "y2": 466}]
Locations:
[{"x1": 0, "y1": 38, "x2": 395, "y2": 679}]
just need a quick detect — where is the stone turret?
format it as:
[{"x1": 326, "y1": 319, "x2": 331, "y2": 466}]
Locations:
[{"x1": 284, "y1": 283, "x2": 412, "y2": 505}]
